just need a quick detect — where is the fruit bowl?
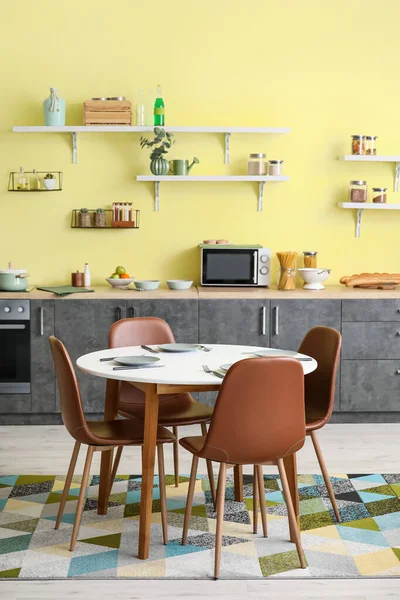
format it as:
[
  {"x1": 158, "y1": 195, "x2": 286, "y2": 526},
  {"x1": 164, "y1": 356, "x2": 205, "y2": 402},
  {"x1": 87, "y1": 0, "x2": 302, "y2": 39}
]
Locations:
[
  {"x1": 106, "y1": 277, "x2": 134, "y2": 288},
  {"x1": 167, "y1": 280, "x2": 193, "y2": 290},
  {"x1": 298, "y1": 268, "x2": 331, "y2": 290}
]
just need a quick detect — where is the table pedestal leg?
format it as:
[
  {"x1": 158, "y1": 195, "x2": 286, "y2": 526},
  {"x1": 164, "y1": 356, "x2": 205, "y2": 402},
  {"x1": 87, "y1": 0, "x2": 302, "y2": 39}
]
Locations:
[
  {"x1": 234, "y1": 464, "x2": 243, "y2": 502},
  {"x1": 138, "y1": 383, "x2": 159, "y2": 560},
  {"x1": 283, "y1": 452, "x2": 299, "y2": 543},
  {"x1": 98, "y1": 379, "x2": 119, "y2": 515}
]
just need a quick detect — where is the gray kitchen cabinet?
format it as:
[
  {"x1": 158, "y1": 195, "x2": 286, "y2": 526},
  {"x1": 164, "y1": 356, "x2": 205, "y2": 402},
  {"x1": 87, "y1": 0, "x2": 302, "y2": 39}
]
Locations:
[
  {"x1": 342, "y1": 300, "x2": 400, "y2": 322},
  {"x1": 199, "y1": 299, "x2": 269, "y2": 346},
  {"x1": 270, "y1": 299, "x2": 342, "y2": 410},
  {"x1": 342, "y1": 322, "x2": 400, "y2": 359},
  {"x1": 31, "y1": 300, "x2": 55, "y2": 413},
  {"x1": 126, "y1": 299, "x2": 198, "y2": 343},
  {"x1": 341, "y1": 360, "x2": 400, "y2": 412},
  {"x1": 55, "y1": 300, "x2": 125, "y2": 413}
]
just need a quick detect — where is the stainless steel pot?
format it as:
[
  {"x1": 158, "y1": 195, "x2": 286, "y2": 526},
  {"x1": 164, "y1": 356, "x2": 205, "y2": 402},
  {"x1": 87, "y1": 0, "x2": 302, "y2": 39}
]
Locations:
[{"x1": 0, "y1": 264, "x2": 29, "y2": 291}]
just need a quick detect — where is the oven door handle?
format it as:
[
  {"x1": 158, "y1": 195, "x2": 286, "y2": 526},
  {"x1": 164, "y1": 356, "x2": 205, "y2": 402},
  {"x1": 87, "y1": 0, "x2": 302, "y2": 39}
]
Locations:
[
  {"x1": 253, "y1": 251, "x2": 257, "y2": 283},
  {"x1": 0, "y1": 324, "x2": 26, "y2": 330}
]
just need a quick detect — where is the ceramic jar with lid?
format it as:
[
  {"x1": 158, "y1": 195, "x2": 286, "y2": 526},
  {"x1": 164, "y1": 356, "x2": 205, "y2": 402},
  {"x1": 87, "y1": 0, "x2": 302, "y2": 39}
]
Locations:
[
  {"x1": 248, "y1": 154, "x2": 267, "y2": 175},
  {"x1": 349, "y1": 180, "x2": 367, "y2": 203}
]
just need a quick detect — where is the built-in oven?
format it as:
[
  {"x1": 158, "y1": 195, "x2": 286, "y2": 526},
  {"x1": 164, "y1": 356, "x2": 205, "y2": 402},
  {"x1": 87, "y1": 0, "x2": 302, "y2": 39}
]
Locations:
[
  {"x1": 200, "y1": 245, "x2": 270, "y2": 287},
  {"x1": 0, "y1": 300, "x2": 30, "y2": 394}
]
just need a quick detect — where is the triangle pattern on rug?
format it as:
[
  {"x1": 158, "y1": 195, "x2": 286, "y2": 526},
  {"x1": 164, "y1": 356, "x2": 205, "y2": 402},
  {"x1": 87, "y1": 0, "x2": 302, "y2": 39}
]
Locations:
[{"x1": 80, "y1": 533, "x2": 121, "y2": 549}]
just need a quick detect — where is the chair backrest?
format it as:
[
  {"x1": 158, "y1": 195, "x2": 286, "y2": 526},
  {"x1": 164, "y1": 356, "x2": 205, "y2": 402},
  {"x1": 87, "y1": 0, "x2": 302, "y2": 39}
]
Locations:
[
  {"x1": 49, "y1": 336, "x2": 93, "y2": 443},
  {"x1": 109, "y1": 317, "x2": 175, "y2": 348},
  {"x1": 298, "y1": 326, "x2": 342, "y2": 425},
  {"x1": 198, "y1": 357, "x2": 306, "y2": 465}
]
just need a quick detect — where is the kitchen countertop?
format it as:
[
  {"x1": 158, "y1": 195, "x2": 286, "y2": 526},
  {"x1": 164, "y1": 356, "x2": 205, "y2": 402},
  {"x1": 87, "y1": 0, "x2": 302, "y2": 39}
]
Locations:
[{"x1": 1, "y1": 284, "x2": 400, "y2": 299}]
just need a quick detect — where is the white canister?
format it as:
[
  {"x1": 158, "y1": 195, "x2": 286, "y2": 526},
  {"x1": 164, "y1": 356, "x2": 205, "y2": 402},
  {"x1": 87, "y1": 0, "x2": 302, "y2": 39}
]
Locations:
[
  {"x1": 84, "y1": 263, "x2": 91, "y2": 287},
  {"x1": 268, "y1": 160, "x2": 284, "y2": 176}
]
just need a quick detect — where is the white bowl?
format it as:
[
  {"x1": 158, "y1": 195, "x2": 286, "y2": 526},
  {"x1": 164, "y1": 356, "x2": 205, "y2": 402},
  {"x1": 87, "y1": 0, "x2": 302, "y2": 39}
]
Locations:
[
  {"x1": 106, "y1": 277, "x2": 134, "y2": 288},
  {"x1": 167, "y1": 279, "x2": 193, "y2": 290},
  {"x1": 298, "y1": 268, "x2": 331, "y2": 290},
  {"x1": 134, "y1": 280, "x2": 160, "y2": 291}
]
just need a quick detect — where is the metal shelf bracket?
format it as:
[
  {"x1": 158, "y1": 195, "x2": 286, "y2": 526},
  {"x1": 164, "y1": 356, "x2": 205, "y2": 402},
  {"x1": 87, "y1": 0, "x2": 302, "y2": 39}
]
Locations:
[
  {"x1": 154, "y1": 181, "x2": 160, "y2": 211},
  {"x1": 72, "y1": 132, "x2": 78, "y2": 164},
  {"x1": 356, "y1": 208, "x2": 363, "y2": 238},
  {"x1": 258, "y1": 181, "x2": 265, "y2": 212},
  {"x1": 224, "y1": 133, "x2": 231, "y2": 164},
  {"x1": 395, "y1": 162, "x2": 400, "y2": 192}
]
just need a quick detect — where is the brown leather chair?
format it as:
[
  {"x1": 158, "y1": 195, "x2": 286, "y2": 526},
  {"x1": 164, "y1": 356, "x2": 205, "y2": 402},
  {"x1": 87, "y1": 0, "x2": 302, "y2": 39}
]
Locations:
[
  {"x1": 49, "y1": 336, "x2": 175, "y2": 551},
  {"x1": 109, "y1": 317, "x2": 216, "y2": 502},
  {"x1": 298, "y1": 326, "x2": 342, "y2": 522},
  {"x1": 179, "y1": 357, "x2": 307, "y2": 579}
]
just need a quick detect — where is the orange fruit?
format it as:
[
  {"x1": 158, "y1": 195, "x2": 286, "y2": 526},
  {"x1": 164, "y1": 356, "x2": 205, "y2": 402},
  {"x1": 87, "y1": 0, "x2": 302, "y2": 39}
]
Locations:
[{"x1": 120, "y1": 273, "x2": 131, "y2": 279}]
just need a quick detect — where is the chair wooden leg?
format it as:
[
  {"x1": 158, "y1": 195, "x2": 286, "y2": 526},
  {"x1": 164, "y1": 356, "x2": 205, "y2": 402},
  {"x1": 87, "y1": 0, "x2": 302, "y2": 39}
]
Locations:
[
  {"x1": 182, "y1": 455, "x2": 199, "y2": 545},
  {"x1": 70, "y1": 445, "x2": 94, "y2": 552},
  {"x1": 277, "y1": 458, "x2": 306, "y2": 569},
  {"x1": 172, "y1": 426, "x2": 179, "y2": 487},
  {"x1": 55, "y1": 440, "x2": 81, "y2": 530},
  {"x1": 201, "y1": 423, "x2": 216, "y2": 507},
  {"x1": 233, "y1": 464, "x2": 244, "y2": 502},
  {"x1": 108, "y1": 446, "x2": 123, "y2": 499},
  {"x1": 310, "y1": 430, "x2": 341, "y2": 523},
  {"x1": 157, "y1": 444, "x2": 168, "y2": 545},
  {"x1": 257, "y1": 465, "x2": 268, "y2": 538},
  {"x1": 214, "y1": 462, "x2": 227, "y2": 580},
  {"x1": 253, "y1": 464, "x2": 259, "y2": 534}
]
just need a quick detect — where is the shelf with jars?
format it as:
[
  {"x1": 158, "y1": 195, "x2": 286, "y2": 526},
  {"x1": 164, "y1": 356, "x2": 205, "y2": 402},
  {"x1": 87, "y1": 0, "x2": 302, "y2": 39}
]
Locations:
[
  {"x1": 71, "y1": 206, "x2": 140, "y2": 229},
  {"x1": 8, "y1": 170, "x2": 62, "y2": 192}
]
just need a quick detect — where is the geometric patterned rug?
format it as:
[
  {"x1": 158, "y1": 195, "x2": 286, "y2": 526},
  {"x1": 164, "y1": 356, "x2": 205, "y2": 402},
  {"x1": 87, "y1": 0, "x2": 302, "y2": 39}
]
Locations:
[{"x1": 0, "y1": 473, "x2": 399, "y2": 579}]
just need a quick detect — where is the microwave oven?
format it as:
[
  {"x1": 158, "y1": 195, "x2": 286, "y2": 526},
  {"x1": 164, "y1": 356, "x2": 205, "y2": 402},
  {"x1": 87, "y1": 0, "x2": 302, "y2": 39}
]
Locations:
[{"x1": 200, "y1": 245, "x2": 270, "y2": 287}]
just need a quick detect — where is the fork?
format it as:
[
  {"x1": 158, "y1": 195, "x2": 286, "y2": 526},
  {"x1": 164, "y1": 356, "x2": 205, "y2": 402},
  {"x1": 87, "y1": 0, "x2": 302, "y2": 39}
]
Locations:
[
  {"x1": 199, "y1": 345, "x2": 212, "y2": 352},
  {"x1": 202, "y1": 364, "x2": 224, "y2": 379}
]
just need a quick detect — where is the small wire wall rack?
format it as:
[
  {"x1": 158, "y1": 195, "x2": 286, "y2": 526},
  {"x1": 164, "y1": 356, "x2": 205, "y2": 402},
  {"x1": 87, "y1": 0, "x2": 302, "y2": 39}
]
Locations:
[
  {"x1": 71, "y1": 209, "x2": 140, "y2": 229},
  {"x1": 8, "y1": 171, "x2": 63, "y2": 192}
]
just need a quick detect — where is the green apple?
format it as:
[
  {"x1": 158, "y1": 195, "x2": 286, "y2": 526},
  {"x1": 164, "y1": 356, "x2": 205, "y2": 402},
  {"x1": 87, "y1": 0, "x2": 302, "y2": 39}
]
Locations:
[
  {"x1": 110, "y1": 273, "x2": 120, "y2": 279},
  {"x1": 115, "y1": 265, "x2": 126, "y2": 275}
]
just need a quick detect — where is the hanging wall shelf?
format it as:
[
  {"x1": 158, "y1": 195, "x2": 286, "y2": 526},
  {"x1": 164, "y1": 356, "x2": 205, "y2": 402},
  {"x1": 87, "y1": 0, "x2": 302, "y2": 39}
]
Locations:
[
  {"x1": 338, "y1": 155, "x2": 400, "y2": 192},
  {"x1": 12, "y1": 125, "x2": 290, "y2": 164},
  {"x1": 337, "y1": 202, "x2": 400, "y2": 238}
]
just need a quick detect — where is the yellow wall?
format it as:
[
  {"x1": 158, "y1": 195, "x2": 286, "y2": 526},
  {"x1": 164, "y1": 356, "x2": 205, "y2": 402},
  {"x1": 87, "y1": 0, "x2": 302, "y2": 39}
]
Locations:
[{"x1": 1, "y1": 0, "x2": 400, "y2": 286}]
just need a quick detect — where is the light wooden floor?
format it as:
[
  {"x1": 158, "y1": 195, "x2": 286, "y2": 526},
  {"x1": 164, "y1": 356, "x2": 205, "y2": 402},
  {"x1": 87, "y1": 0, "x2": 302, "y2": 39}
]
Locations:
[{"x1": 1, "y1": 423, "x2": 399, "y2": 599}]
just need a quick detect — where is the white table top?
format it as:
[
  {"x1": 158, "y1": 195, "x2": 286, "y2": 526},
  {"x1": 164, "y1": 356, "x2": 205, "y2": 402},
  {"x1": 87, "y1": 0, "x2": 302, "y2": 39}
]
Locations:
[{"x1": 76, "y1": 344, "x2": 317, "y2": 386}]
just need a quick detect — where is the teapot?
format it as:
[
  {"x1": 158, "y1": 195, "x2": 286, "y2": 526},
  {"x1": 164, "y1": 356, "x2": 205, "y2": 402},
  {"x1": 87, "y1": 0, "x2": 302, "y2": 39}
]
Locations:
[{"x1": 169, "y1": 157, "x2": 200, "y2": 176}]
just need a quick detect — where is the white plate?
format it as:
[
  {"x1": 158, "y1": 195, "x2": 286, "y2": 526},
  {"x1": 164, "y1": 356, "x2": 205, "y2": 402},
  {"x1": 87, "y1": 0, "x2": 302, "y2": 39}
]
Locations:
[
  {"x1": 113, "y1": 356, "x2": 160, "y2": 366},
  {"x1": 253, "y1": 349, "x2": 302, "y2": 358},
  {"x1": 220, "y1": 363, "x2": 233, "y2": 371},
  {"x1": 157, "y1": 343, "x2": 201, "y2": 352}
]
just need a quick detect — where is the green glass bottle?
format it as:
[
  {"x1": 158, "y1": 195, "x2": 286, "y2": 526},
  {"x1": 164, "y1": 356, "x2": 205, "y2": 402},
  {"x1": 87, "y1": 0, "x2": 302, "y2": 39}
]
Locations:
[{"x1": 154, "y1": 84, "x2": 165, "y2": 126}]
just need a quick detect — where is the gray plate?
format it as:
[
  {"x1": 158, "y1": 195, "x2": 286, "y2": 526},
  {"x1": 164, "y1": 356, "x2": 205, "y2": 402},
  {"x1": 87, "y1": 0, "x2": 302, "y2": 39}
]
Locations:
[
  {"x1": 113, "y1": 355, "x2": 160, "y2": 366},
  {"x1": 157, "y1": 343, "x2": 201, "y2": 353}
]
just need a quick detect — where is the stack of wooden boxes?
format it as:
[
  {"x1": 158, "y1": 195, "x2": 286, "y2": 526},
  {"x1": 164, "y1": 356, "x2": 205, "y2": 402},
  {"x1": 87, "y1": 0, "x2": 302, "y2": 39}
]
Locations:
[{"x1": 83, "y1": 100, "x2": 132, "y2": 125}]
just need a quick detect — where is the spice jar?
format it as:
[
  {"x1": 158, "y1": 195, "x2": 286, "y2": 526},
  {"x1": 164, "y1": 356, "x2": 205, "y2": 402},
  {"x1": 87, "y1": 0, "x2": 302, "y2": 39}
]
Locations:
[
  {"x1": 351, "y1": 135, "x2": 365, "y2": 155},
  {"x1": 372, "y1": 187, "x2": 387, "y2": 203},
  {"x1": 365, "y1": 136, "x2": 377, "y2": 155},
  {"x1": 303, "y1": 251, "x2": 318, "y2": 268},
  {"x1": 248, "y1": 154, "x2": 267, "y2": 175},
  {"x1": 71, "y1": 271, "x2": 84, "y2": 287},
  {"x1": 268, "y1": 160, "x2": 284, "y2": 176},
  {"x1": 349, "y1": 180, "x2": 367, "y2": 203}
]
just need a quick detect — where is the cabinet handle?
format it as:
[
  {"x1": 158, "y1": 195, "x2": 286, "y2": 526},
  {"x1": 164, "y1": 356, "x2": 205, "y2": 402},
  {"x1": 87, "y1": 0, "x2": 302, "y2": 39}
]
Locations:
[
  {"x1": 274, "y1": 306, "x2": 279, "y2": 335},
  {"x1": 261, "y1": 306, "x2": 266, "y2": 335},
  {"x1": 116, "y1": 306, "x2": 123, "y2": 321},
  {"x1": 129, "y1": 306, "x2": 135, "y2": 318},
  {"x1": 397, "y1": 331, "x2": 400, "y2": 336},
  {"x1": 40, "y1": 307, "x2": 44, "y2": 336},
  {"x1": 396, "y1": 369, "x2": 400, "y2": 374},
  {"x1": 398, "y1": 309, "x2": 400, "y2": 313}
]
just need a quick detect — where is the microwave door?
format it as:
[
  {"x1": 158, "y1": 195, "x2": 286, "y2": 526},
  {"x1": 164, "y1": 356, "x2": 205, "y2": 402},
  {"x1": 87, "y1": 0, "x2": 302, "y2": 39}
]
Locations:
[{"x1": 202, "y1": 249, "x2": 257, "y2": 285}]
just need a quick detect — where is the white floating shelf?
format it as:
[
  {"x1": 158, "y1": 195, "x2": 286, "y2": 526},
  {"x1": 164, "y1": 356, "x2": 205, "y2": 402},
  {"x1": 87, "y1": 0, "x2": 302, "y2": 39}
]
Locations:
[
  {"x1": 338, "y1": 155, "x2": 400, "y2": 192},
  {"x1": 337, "y1": 202, "x2": 400, "y2": 238},
  {"x1": 137, "y1": 175, "x2": 289, "y2": 211},
  {"x1": 12, "y1": 125, "x2": 290, "y2": 165}
]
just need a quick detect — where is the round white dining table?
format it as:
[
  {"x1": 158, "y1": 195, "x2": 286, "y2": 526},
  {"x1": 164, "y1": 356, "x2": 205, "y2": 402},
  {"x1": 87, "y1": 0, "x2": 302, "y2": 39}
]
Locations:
[{"x1": 77, "y1": 344, "x2": 317, "y2": 560}]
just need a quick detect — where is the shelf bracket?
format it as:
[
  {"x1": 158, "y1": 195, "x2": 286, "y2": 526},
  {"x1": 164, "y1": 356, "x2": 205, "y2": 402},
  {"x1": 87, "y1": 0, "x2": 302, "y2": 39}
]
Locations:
[
  {"x1": 71, "y1": 132, "x2": 78, "y2": 164},
  {"x1": 395, "y1": 162, "x2": 400, "y2": 192},
  {"x1": 355, "y1": 208, "x2": 363, "y2": 238},
  {"x1": 258, "y1": 181, "x2": 265, "y2": 212},
  {"x1": 154, "y1": 181, "x2": 160, "y2": 211},
  {"x1": 224, "y1": 133, "x2": 231, "y2": 165}
]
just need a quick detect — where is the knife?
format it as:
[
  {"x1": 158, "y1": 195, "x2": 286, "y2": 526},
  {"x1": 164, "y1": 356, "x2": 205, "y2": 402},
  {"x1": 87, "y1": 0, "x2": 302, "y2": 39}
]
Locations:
[
  {"x1": 112, "y1": 365, "x2": 165, "y2": 371},
  {"x1": 140, "y1": 345, "x2": 160, "y2": 353}
]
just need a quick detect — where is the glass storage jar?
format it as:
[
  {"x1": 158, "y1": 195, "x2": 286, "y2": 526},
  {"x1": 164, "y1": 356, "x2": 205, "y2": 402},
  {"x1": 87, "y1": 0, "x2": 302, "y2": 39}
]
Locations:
[
  {"x1": 303, "y1": 251, "x2": 318, "y2": 268},
  {"x1": 248, "y1": 154, "x2": 267, "y2": 175},
  {"x1": 351, "y1": 134, "x2": 365, "y2": 155},
  {"x1": 365, "y1": 135, "x2": 377, "y2": 155},
  {"x1": 372, "y1": 187, "x2": 387, "y2": 203},
  {"x1": 349, "y1": 180, "x2": 367, "y2": 203},
  {"x1": 268, "y1": 160, "x2": 284, "y2": 176}
]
